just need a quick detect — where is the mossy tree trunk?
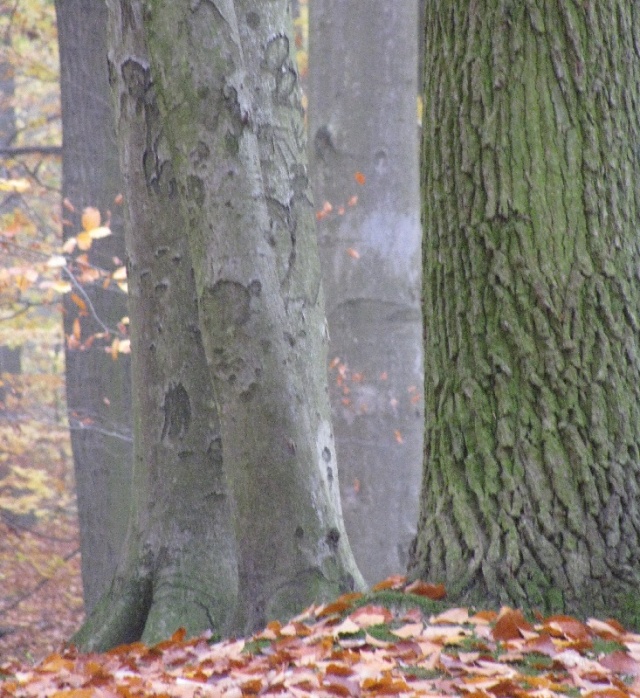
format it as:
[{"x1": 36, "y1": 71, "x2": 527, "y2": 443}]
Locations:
[
  {"x1": 143, "y1": 0, "x2": 364, "y2": 634},
  {"x1": 308, "y1": 1, "x2": 423, "y2": 584},
  {"x1": 74, "y1": 0, "x2": 363, "y2": 649},
  {"x1": 409, "y1": 1, "x2": 640, "y2": 626},
  {"x1": 72, "y1": 0, "x2": 238, "y2": 651},
  {"x1": 55, "y1": 0, "x2": 132, "y2": 613}
]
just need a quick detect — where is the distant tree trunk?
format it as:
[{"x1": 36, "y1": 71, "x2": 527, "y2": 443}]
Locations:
[
  {"x1": 72, "y1": 0, "x2": 238, "y2": 650},
  {"x1": 410, "y1": 1, "x2": 640, "y2": 626},
  {"x1": 0, "y1": 4, "x2": 20, "y2": 416},
  {"x1": 0, "y1": 0, "x2": 16, "y2": 162},
  {"x1": 55, "y1": 0, "x2": 132, "y2": 613},
  {"x1": 309, "y1": 1, "x2": 422, "y2": 583},
  {"x1": 74, "y1": 0, "x2": 363, "y2": 650}
]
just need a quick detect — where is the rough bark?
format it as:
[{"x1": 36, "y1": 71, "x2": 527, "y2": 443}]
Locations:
[
  {"x1": 55, "y1": 0, "x2": 132, "y2": 613},
  {"x1": 73, "y1": 0, "x2": 238, "y2": 651},
  {"x1": 409, "y1": 1, "x2": 640, "y2": 626},
  {"x1": 308, "y1": 1, "x2": 423, "y2": 583},
  {"x1": 143, "y1": 0, "x2": 364, "y2": 633}
]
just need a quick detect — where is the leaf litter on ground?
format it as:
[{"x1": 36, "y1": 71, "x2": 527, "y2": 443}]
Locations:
[{"x1": 4, "y1": 575, "x2": 640, "y2": 697}]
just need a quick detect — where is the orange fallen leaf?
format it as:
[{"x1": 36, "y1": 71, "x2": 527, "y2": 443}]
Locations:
[
  {"x1": 405, "y1": 580, "x2": 446, "y2": 600},
  {"x1": 492, "y1": 608, "x2": 533, "y2": 641},
  {"x1": 354, "y1": 171, "x2": 366, "y2": 185},
  {"x1": 317, "y1": 593, "x2": 363, "y2": 618},
  {"x1": 544, "y1": 614, "x2": 591, "y2": 641},
  {"x1": 372, "y1": 575, "x2": 406, "y2": 592}
]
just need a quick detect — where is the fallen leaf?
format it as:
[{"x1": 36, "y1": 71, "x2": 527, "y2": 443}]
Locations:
[
  {"x1": 492, "y1": 608, "x2": 533, "y2": 641},
  {"x1": 405, "y1": 580, "x2": 446, "y2": 600},
  {"x1": 372, "y1": 575, "x2": 406, "y2": 592}
]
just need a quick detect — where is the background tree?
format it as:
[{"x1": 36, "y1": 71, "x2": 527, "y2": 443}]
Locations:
[
  {"x1": 308, "y1": 1, "x2": 423, "y2": 583},
  {"x1": 74, "y1": 0, "x2": 364, "y2": 650},
  {"x1": 55, "y1": 0, "x2": 132, "y2": 613},
  {"x1": 409, "y1": 1, "x2": 640, "y2": 625},
  {"x1": 0, "y1": 0, "x2": 22, "y2": 404}
]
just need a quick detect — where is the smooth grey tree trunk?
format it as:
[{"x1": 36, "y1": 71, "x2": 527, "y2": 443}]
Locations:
[
  {"x1": 410, "y1": 1, "x2": 640, "y2": 627},
  {"x1": 143, "y1": 0, "x2": 364, "y2": 633},
  {"x1": 308, "y1": 1, "x2": 422, "y2": 583},
  {"x1": 55, "y1": 0, "x2": 132, "y2": 613},
  {"x1": 73, "y1": 0, "x2": 363, "y2": 650},
  {"x1": 72, "y1": 0, "x2": 238, "y2": 651}
]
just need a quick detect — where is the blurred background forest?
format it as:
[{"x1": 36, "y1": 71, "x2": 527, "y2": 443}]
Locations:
[{"x1": 0, "y1": 0, "x2": 81, "y2": 664}]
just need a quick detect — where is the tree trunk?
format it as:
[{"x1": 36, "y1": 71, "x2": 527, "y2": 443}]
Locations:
[
  {"x1": 410, "y1": 1, "x2": 640, "y2": 626},
  {"x1": 74, "y1": 0, "x2": 363, "y2": 649},
  {"x1": 143, "y1": 0, "x2": 364, "y2": 633},
  {"x1": 55, "y1": 0, "x2": 132, "y2": 613},
  {"x1": 308, "y1": 1, "x2": 423, "y2": 583},
  {"x1": 72, "y1": 0, "x2": 239, "y2": 651}
]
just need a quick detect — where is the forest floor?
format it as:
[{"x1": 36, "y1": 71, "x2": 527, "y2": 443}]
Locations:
[
  {"x1": 3, "y1": 338, "x2": 640, "y2": 696},
  {"x1": 0, "y1": 512, "x2": 83, "y2": 665},
  {"x1": 4, "y1": 578, "x2": 640, "y2": 697}
]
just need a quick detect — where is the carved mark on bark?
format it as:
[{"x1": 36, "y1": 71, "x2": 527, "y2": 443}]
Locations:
[{"x1": 161, "y1": 383, "x2": 192, "y2": 441}]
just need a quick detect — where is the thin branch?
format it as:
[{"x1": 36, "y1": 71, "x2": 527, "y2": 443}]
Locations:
[
  {"x1": 0, "y1": 145, "x2": 62, "y2": 157},
  {"x1": 61, "y1": 265, "x2": 120, "y2": 336}
]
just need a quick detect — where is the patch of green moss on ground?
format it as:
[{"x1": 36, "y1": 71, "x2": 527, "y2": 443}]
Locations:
[{"x1": 348, "y1": 590, "x2": 447, "y2": 619}]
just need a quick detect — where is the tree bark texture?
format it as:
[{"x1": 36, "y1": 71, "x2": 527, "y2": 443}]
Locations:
[
  {"x1": 55, "y1": 0, "x2": 132, "y2": 613},
  {"x1": 143, "y1": 0, "x2": 364, "y2": 634},
  {"x1": 73, "y1": 0, "x2": 239, "y2": 651},
  {"x1": 409, "y1": 1, "x2": 640, "y2": 626},
  {"x1": 308, "y1": 1, "x2": 423, "y2": 584}
]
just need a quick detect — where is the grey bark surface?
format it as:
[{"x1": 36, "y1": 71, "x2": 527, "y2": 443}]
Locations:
[
  {"x1": 410, "y1": 1, "x2": 640, "y2": 626},
  {"x1": 308, "y1": 1, "x2": 422, "y2": 583},
  {"x1": 73, "y1": 0, "x2": 238, "y2": 651},
  {"x1": 55, "y1": 0, "x2": 132, "y2": 613},
  {"x1": 143, "y1": 0, "x2": 364, "y2": 633}
]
